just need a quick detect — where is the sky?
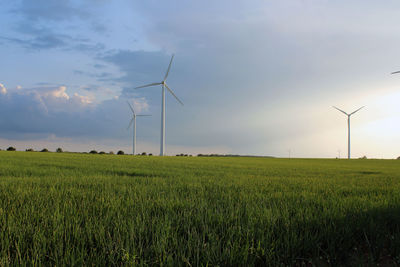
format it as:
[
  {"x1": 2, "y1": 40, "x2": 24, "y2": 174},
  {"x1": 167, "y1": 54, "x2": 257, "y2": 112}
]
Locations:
[{"x1": 1, "y1": 0, "x2": 400, "y2": 158}]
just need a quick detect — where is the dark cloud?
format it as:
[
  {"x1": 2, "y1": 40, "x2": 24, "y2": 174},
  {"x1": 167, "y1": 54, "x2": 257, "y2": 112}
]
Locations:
[
  {"x1": 100, "y1": 50, "x2": 171, "y2": 84},
  {"x1": 3, "y1": 0, "x2": 107, "y2": 53},
  {"x1": 93, "y1": 63, "x2": 106, "y2": 69},
  {"x1": 13, "y1": 0, "x2": 87, "y2": 22}
]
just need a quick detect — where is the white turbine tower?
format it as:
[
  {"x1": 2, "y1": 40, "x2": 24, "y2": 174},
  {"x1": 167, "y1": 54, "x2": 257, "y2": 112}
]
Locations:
[
  {"x1": 134, "y1": 54, "x2": 183, "y2": 156},
  {"x1": 333, "y1": 106, "x2": 365, "y2": 159},
  {"x1": 127, "y1": 101, "x2": 151, "y2": 155}
]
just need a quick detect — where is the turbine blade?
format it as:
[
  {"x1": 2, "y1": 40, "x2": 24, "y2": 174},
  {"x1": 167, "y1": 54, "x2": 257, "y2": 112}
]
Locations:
[
  {"x1": 135, "y1": 82, "x2": 162, "y2": 89},
  {"x1": 127, "y1": 101, "x2": 135, "y2": 115},
  {"x1": 127, "y1": 118, "x2": 134, "y2": 130},
  {"x1": 165, "y1": 83, "x2": 184, "y2": 106},
  {"x1": 163, "y1": 54, "x2": 174, "y2": 81},
  {"x1": 350, "y1": 106, "x2": 365, "y2": 115},
  {"x1": 391, "y1": 71, "x2": 400, "y2": 74},
  {"x1": 333, "y1": 106, "x2": 348, "y2": 116}
]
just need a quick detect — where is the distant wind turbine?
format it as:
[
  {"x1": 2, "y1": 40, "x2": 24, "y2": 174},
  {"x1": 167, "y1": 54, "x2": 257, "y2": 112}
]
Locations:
[
  {"x1": 127, "y1": 101, "x2": 151, "y2": 155},
  {"x1": 333, "y1": 106, "x2": 365, "y2": 159},
  {"x1": 134, "y1": 54, "x2": 183, "y2": 156}
]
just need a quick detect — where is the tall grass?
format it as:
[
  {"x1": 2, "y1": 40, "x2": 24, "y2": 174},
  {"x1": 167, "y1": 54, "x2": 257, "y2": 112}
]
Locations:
[{"x1": 0, "y1": 151, "x2": 399, "y2": 265}]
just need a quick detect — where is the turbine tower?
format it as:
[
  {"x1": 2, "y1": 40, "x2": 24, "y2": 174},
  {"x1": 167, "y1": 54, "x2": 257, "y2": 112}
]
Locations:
[
  {"x1": 333, "y1": 106, "x2": 365, "y2": 159},
  {"x1": 127, "y1": 101, "x2": 151, "y2": 155},
  {"x1": 134, "y1": 54, "x2": 183, "y2": 156}
]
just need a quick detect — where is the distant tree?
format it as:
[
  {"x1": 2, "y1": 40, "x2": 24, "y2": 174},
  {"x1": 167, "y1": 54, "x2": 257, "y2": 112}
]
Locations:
[
  {"x1": 89, "y1": 150, "x2": 98, "y2": 154},
  {"x1": 26, "y1": 148, "x2": 34, "y2": 152},
  {"x1": 109, "y1": 151, "x2": 114, "y2": 154},
  {"x1": 99, "y1": 151, "x2": 106, "y2": 154},
  {"x1": 197, "y1": 154, "x2": 203, "y2": 157},
  {"x1": 359, "y1": 156, "x2": 367, "y2": 159},
  {"x1": 149, "y1": 153, "x2": 153, "y2": 156},
  {"x1": 56, "y1": 148, "x2": 63, "y2": 153},
  {"x1": 41, "y1": 148, "x2": 49, "y2": 152},
  {"x1": 141, "y1": 152, "x2": 147, "y2": 156},
  {"x1": 117, "y1": 150, "x2": 124, "y2": 155},
  {"x1": 7, "y1": 147, "x2": 16, "y2": 151},
  {"x1": 397, "y1": 156, "x2": 400, "y2": 160}
]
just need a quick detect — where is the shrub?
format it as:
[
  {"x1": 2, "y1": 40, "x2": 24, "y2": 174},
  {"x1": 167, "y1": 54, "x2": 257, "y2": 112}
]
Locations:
[
  {"x1": 149, "y1": 153, "x2": 153, "y2": 156},
  {"x1": 109, "y1": 151, "x2": 114, "y2": 155},
  {"x1": 41, "y1": 148, "x2": 49, "y2": 152},
  {"x1": 7, "y1": 147, "x2": 16, "y2": 151},
  {"x1": 359, "y1": 156, "x2": 367, "y2": 159},
  {"x1": 397, "y1": 156, "x2": 400, "y2": 160},
  {"x1": 99, "y1": 151, "x2": 106, "y2": 154},
  {"x1": 89, "y1": 150, "x2": 98, "y2": 154},
  {"x1": 26, "y1": 148, "x2": 34, "y2": 152},
  {"x1": 141, "y1": 152, "x2": 147, "y2": 156},
  {"x1": 56, "y1": 148, "x2": 63, "y2": 153},
  {"x1": 117, "y1": 150, "x2": 124, "y2": 155}
]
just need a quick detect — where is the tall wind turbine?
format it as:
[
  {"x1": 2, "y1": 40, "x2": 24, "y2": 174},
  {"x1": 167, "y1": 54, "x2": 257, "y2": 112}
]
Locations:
[
  {"x1": 127, "y1": 101, "x2": 151, "y2": 155},
  {"x1": 134, "y1": 54, "x2": 183, "y2": 156},
  {"x1": 333, "y1": 106, "x2": 365, "y2": 159}
]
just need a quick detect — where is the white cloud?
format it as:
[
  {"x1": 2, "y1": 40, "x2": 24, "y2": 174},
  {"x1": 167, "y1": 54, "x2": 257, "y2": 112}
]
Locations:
[
  {"x1": 71, "y1": 93, "x2": 93, "y2": 105},
  {"x1": 0, "y1": 85, "x2": 150, "y2": 141},
  {"x1": 44, "y1": 86, "x2": 69, "y2": 100},
  {"x1": 0, "y1": 83, "x2": 7, "y2": 95}
]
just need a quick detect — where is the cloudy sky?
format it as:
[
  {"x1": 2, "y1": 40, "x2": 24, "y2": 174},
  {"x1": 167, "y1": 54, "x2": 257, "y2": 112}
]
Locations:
[{"x1": 1, "y1": 0, "x2": 400, "y2": 158}]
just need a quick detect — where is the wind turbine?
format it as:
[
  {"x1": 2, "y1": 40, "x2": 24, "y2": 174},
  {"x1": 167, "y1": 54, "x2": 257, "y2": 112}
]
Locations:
[
  {"x1": 134, "y1": 54, "x2": 183, "y2": 156},
  {"x1": 127, "y1": 101, "x2": 151, "y2": 155},
  {"x1": 333, "y1": 106, "x2": 365, "y2": 159}
]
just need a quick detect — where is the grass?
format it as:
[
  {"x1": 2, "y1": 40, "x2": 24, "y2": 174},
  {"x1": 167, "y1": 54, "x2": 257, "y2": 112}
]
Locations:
[{"x1": 0, "y1": 151, "x2": 399, "y2": 266}]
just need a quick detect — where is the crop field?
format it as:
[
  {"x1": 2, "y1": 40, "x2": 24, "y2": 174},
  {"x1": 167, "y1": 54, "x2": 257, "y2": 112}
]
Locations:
[{"x1": 0, "y1": 151, "x2": 399, "y2": 266}]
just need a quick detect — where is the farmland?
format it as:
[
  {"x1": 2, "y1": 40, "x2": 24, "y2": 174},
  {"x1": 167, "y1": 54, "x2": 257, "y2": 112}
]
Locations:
[{"x1": 0, "y1": 151, "x2": 399, "y2": 266}]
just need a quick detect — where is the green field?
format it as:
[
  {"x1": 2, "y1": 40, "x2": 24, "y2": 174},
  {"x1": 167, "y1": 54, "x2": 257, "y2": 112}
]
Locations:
[{"x1": 0, "y1": 151, "x2": 399, "y2": 266}]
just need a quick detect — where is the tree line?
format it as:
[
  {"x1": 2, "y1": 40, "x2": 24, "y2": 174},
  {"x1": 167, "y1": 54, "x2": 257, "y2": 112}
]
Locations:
[{"x1": 0, "y1": 147, "x2": 154, "y2": 156}]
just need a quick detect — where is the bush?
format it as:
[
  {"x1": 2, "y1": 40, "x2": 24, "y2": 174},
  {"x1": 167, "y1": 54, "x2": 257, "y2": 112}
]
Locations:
[
  {"x1": 109, "y1": 151, "x2": 114, "y2": 155},
  {"x1": 359, "y1": 156, "x2": 367, "y2": 159},
  {"x1": 89, "y1": 150, "x2": 98, "y2": 154},
  {"x1": 397, "y1": 156, "x2": 400, "y2": 160},
  {"x1": 99, "y1": 151, "x2": 106, "y2": 154},
  {"x1": 117, "y1": 150, "x2": 124, "y2": 155},
  {"x1": 7, "y1": 147, "x2": 16, "y2": 151},
  {"x1": 56, "y1": 148, "x2": 63, "y2": 153},
  {"x1": 149, "y1": 153, "x2": 153, "y2": 156},
  {"x1": 26, "y1": 148, "x2": 34, "y2": 152},
  {"x1": 141, "y1": 152, "x2": 147, "y2": 156},
  {"x1": 41, "y1": 148, "x2": 49, "y2": 152}
]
